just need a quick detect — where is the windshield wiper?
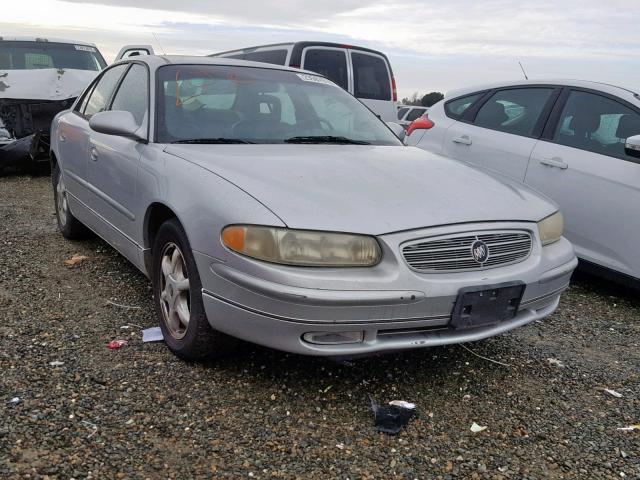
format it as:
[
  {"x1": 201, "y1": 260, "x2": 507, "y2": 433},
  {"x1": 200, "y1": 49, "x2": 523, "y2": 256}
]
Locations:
[
  {"x1": 171, "y1": 138, "x2": 254, "y2": 144},
  {"x1": 284, "y1": 136, "x2": 370, "y2": 145}
]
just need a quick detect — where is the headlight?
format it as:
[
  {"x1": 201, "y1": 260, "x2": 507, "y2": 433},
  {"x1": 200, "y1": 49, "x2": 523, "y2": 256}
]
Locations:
[
  {"x1": 221, "y1": 225, "x2": 381, "y2": 266},
  {"x1": 538, "y1": 211, "x2": 564, "y2": 246}
]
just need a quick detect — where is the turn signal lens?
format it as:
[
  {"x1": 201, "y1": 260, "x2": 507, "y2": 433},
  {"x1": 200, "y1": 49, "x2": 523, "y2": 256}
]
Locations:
[
  {"x1": 538, "y1": 211, "x2": 564, "y2": 246},
  {"x1": 221, "y1": 226, "x2": 381, "y2": 267}
]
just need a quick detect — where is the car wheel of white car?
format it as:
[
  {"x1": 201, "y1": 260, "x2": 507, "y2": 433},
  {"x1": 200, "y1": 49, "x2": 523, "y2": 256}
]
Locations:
[
  {"x1": 52, "y1": 163, "x2": 91, "y2": 239},
  {"x1": 152, "y1": 218, "x2": 236, "y2": 360}
]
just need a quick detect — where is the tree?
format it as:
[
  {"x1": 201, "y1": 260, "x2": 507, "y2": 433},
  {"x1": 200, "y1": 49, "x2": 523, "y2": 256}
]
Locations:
[
  {"x1": 421, "y1": 92, "x2": 444, "y2": 107},
  {"x1": 400, "y1": 92, "x2": 422, "y2": 106}
]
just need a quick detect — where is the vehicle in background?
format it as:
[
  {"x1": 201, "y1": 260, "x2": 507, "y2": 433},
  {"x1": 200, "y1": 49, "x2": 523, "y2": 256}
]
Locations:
[
  {"x1": 210, "y1": 42, "x2": 398, "y2": 121},
  {"x1": 397, "y1": 105, "x2": 428, "y2": 129},
  {"x1": 407, "y1": 79, "x2": 640, "y2": 286},
  {"x1": 115, "y1": 45, "x2": 155, "y2": 60},
  {"x1": 50, "y1": 56, "x2": 576, "y2": 360},
  {"x1": 0, "y1": 37, "x2": 107, "y2": 172}
]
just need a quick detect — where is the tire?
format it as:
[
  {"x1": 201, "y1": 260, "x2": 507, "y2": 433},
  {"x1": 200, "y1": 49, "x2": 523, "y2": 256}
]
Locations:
[
  {"x1": 152, "y1": 218, "x2": 236, "y2": 360},
  {"x1": 52, "y1": 163, "x2": 91, "y2": 239}
]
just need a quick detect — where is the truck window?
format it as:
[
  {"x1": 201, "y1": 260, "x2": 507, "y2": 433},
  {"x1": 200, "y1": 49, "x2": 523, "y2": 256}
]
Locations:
[
  {"x1": 302, "y1": 49, "x2": 348, "y2": 90},
  {"x1": 351, "y1": 52, "x2": 391, "y2": 101},
  {"x1": 0, "y1": 41, "x2": 106, "y2": 71},
  {"x1": 242, "y1": 49, "x2": 288, "y2": 65}
]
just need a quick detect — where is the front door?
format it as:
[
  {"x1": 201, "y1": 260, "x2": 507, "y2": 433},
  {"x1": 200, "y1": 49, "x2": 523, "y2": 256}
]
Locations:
[
  {"x1": 86, "y1": 63, "x2": 149, "y2": 265},
  {"x1": 526, "y1": 88, "x2": 640, "y2": 278}
]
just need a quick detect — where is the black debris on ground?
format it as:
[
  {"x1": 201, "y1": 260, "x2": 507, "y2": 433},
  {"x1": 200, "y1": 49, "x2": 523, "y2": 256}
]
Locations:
[{"x1": 0, "y1": 176, "x2": 639, "y2": 479}]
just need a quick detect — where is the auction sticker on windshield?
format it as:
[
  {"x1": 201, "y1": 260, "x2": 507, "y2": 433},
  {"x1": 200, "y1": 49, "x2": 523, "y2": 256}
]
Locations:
[
  {"x1": 74, "y1": 45, "x2": 97, "y2": 52},
  {"x1": 296, "y1": 73, "x2": 336, "y2": 86}
]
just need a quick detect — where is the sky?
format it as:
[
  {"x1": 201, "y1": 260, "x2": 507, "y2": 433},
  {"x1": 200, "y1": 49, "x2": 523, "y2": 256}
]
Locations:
[{"x1": 2, "y1": 0, "x2": 639, "y2": 98}]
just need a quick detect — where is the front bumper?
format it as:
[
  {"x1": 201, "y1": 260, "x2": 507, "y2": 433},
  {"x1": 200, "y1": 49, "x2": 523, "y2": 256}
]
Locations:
[{"x1": 195, "y1": 222, "x2": 577, "y2": 356}]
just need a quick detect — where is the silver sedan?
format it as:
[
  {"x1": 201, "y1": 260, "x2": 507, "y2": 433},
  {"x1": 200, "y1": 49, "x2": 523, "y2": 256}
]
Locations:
[{"x1": 50, "y1": 56, "x2": 577, "y2": 360}]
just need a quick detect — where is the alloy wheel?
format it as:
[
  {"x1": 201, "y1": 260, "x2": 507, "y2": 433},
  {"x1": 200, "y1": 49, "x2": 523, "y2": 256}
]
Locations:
[{"x1": 159, "y1": 243, "x2": 191, "y2": 339}]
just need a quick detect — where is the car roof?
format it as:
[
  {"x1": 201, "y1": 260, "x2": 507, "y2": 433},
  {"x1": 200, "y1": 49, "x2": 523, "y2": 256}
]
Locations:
[
  {"x1": 118, "y1": 54, "x2": 320, "y2": 75},
  {"x1": 446, "y1": 79, "x2": 640, "y2": 103},
  {"x1": 212, "y1": 41, "x2": 388, "y2": 57},
  {"x1": 0, "y1": 36, "x2": 98, "y2": 48}
]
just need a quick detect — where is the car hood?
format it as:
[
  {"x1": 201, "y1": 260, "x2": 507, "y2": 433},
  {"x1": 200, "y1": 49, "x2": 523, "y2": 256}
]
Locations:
[
  {"x1": 164, "y1": 144, "x2": 557, "y2": 235},
  {"x1": 0, "y1": 68, "x2": 98, "y2": 100}
]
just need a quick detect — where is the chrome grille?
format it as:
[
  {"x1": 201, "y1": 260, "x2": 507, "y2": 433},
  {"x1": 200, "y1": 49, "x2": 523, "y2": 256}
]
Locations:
[{"x1": 402, "y1": 230, "x2": 533, "y2": 273}]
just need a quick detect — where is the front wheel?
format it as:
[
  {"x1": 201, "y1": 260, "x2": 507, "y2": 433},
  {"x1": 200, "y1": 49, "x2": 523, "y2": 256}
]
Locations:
[{"x1": 152, "y1": 218, "x2": 236, "y2": 360}]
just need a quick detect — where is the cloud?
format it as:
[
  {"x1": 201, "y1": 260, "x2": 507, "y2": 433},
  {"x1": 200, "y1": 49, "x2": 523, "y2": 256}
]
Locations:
[{"x1": 2, "y1": 0, "x2": 639, "y2": 94}]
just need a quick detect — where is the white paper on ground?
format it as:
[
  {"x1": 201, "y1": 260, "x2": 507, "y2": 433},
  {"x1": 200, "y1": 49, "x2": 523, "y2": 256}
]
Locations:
[
  {"x1": 142, "y1": 327, "x2": 164, "y2": 343},
  {"x1": 389, "y1": 400, "x2": 416, "y2": 409}
]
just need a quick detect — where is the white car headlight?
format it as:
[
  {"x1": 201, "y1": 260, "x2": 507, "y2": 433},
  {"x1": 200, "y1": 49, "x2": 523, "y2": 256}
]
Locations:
[
  {"x1": 222, "y1": 226, "x2": 381, "y2": 266},
  {"x1": 538, "y1": 211, "x2": 564, "y2": 246}
]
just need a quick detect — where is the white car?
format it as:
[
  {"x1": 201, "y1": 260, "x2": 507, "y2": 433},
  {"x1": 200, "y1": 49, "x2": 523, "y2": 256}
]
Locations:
[
  {"x1": 211, "y1": 41, "x2": 398, "y2": 122},
  {"x1": 407, "y1": 79, "x2": 640, "y2": 286},
  {"x1": 397, "y1": 105, "x2": 428, "y2": 129}
]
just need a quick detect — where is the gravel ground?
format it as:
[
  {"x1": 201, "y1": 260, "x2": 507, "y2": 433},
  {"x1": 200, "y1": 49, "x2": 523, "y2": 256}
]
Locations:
[{"x1": 1, "y1": 175, "x2": 639, "y2": 479}]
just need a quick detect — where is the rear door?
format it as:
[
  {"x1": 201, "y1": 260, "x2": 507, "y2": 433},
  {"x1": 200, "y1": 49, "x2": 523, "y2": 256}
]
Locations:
[
  {"x1": 349, "y1": 50, "x2": 395, "y2": 121},
  {"x1": 526, "y1": 88, "x2": 640, "y2": 278},
  {"x1": 442, "y1": 86, "x2": 559, "y2": 181}
]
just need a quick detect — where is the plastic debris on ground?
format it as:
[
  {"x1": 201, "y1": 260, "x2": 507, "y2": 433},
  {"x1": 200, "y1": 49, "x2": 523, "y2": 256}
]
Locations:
[
  {"x1": 617, "y1": 424, "x2": 640, "y2": 432},
  {"x1": 49, "y1": 360, "x2": 65, "y2": 367},
  {"x1": 470, "y1": 422, "x2": 488, "y2": 433},
  {"x1": 8, "y1": 397, "x2": 20, "y2": 405},
  {"x1": 107, "y1": 339, "x2": 128, "y2": 350},
  {"x1": 369, "y1": 396, "x2": 416, "y2": 435},
  {"x1": 142, "y1": 327, "x2": 164, "y2": 343},
  {"x1": 604, "y1": 388, "x2": 623, "y2": 398}
]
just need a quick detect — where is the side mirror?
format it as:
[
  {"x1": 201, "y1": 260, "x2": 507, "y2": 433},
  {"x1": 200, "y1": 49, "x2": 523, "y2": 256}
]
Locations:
[
  {"x1": 406, "y1": 114, "x2": 435, "y2": 137},
  {"x1": 89, "y1": 111, "x2": 145, "y2": 141},
  {"x1": 386, "y1": 122, "x2": 406, "y2": 141},
  {"x1": 625, "y1": 134, "x2": 640, "y2": 159}
]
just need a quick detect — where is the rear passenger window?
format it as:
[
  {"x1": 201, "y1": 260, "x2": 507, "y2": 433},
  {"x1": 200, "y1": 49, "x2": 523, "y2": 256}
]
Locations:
[
  {"x1": 243, "y1": 49, "x2": 288, "y2": 65},
  {"x1": 405, "y1": 108, "x2": 426, "y2": 122},
  {"x1": 303, "y1": 49, "x2": 348, "y2": 90},
  {"x1": 397, "y1": 107, "x2": 409, "y2": 120},
  {"x1": 352, "y1": 52, "x2": 391, "y2": 101},
  {"x1": 83, "y1": 64, "x2": 128, "y2": 118},
  {"x1": 445, "y1": 93, "x2": 483, "y2": 118},
  {"x1": 474, "y1": 88, "x2": 553, "y2": 137},
  {"x1": 554, "y1": 90, "x2": 640, "y2": 161},
  {"x1": 111, "y1": 64, "x2": 148, "y2": 126}
]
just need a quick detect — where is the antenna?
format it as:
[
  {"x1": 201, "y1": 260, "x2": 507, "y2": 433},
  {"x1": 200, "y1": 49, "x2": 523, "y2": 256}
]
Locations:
[
  {"x1": 518, "y1": 61, "x2": 529, "y2": 80},
  {"x1": 152, "y1": 32, "x2": 166, "y2": 55}
]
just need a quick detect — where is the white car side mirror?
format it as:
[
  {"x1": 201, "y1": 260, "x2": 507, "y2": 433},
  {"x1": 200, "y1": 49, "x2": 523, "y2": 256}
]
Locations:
[
  {"x1": 386, "y1": 122, "x2": 406, "y2": 141},
  {"x1": 624, "y1": 134, "x2": 640, "y2": 159}
]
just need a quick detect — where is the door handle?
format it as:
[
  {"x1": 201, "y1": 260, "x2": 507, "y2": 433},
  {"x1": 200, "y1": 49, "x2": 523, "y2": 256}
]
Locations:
[
  {"x1": 452, "y1": 135, "x2": 472, "y2": 146},
  {"x1": 90, "y1": 146, "x2": 99, "y2": 162},
  {"x1": 539, "y1": 157, "x2": 568, "y2": 170},
  {"x1": 59, "y1": 133, "x2": 66, "y2": 143}
]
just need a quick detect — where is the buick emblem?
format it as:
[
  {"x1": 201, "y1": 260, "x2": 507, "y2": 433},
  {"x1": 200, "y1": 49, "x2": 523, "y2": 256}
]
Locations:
[{"x1": 471, "y1": 240, "x2": 489, "y2": 263}]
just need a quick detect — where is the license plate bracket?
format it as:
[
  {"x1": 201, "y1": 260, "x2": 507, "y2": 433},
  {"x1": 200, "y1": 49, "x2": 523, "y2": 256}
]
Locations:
[{"x1": 450, "y1": 281, "x2": 525, "y2": 330}]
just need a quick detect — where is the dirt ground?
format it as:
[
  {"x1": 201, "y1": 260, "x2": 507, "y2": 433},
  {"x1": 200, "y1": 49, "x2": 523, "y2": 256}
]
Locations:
[{"x1": 1, "y1": 175, "x2": 639, "y2": 479}]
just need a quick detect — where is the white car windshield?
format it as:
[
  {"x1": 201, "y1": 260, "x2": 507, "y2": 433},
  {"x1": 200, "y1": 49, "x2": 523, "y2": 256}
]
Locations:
[
  {"x1": 0, "y1": 41, "x2": 106, "y2": 71},
  {"x1": 156, "y1": 64, "x2": 402, "y2": 146}
]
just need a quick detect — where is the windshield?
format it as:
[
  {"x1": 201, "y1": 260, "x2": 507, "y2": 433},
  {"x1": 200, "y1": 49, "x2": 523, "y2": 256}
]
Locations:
[
  {"x1": 0, "y1": 41, "x2": 106, "y2": 71},
  {"x1": 155, "y1": 65, "x2": 402, "y2": 145}
]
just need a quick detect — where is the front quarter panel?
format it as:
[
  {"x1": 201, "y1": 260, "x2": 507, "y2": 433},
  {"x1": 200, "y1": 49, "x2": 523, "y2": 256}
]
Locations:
[{"x1": 136, "y1": 148, "x2": 287, "y2": 264}]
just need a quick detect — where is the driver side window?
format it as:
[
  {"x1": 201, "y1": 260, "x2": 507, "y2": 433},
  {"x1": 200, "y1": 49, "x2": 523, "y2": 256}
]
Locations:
[
  {"x1": 554, "y1": 90, "x2": 640, "y2": 161},
  {"x1": 82, "y1": 64, "x2": 128, "y2": 118}
]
